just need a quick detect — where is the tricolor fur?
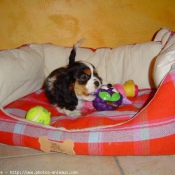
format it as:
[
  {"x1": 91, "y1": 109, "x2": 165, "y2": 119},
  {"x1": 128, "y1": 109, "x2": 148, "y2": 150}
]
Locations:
[{"x1": 44, "y1": 39, "x2": 102, "y2": 117}]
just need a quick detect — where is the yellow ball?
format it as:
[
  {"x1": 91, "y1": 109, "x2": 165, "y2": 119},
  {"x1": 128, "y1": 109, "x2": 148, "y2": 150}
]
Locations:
[{"x1": 26, "y1": 106, "x2": 51, "y2": 125}]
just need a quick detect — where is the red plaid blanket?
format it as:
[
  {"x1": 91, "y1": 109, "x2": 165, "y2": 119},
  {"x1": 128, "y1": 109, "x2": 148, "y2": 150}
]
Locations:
[
  {"x1": 4, "y1": 89, "x2": 154, "y2": 130},
  {"x1": 1, "y1": 64, "x2": 175, "y2": 155}
]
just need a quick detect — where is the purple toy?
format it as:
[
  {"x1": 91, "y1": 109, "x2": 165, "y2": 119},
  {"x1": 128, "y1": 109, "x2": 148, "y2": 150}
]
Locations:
[{"x1": 93, "y1": 84, "x2": 123, "y2": 111}]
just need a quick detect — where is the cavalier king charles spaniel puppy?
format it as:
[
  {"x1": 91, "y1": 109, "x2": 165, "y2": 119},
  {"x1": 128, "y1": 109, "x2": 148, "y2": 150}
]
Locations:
[{"x1": 44, "y1": 39, "x2": 102, "y2": 117}]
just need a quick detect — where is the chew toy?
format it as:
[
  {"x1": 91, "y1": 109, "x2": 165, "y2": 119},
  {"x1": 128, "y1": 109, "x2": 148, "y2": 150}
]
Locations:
[
  {"x1": 38, "y1": 136, "x2": 75, "y2": 155},
  {"x1": 123, "y1": 80, "x2": 139, "y2": 97},
  {"x1": 93, "y1": 84, "x2": 123, "y2": 111},
  {"x1": 114, "y1": 80, "x2": 138, "y2": 98},
  {"x1": 26, "y1": 106, "x2": 51, "y2": 125}
]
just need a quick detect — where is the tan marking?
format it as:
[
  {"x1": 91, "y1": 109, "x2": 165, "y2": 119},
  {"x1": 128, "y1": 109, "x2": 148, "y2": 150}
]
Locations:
[
  {"x1": 84, "y1": 69, "x2": 91, "y2": 76},
  {"x1": 74, "y1": 81, "x2": 89, "y2": 97},
  {"x1": 94, "y1": 69, "x2": 98, "y2": 74}
]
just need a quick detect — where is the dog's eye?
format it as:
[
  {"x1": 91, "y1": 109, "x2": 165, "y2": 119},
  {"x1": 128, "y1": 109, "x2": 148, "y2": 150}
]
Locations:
[{"x1": 80, "y1": 74, "x2": 89, "y2": 81}]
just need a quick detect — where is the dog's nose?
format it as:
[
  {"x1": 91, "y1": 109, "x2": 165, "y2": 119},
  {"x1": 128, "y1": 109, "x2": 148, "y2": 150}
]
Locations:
[
  {"x1": 94, "y1": 81, "x2": 100, "y2": 87},
  {"x1": 107, "y1": 83, "x2": 113, "y2": 88}
]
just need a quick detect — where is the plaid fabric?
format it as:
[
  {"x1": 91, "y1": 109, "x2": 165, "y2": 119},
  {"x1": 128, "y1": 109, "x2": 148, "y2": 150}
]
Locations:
[{"x1": 1, "y1": 64, "x2": 175, "y2": 155}]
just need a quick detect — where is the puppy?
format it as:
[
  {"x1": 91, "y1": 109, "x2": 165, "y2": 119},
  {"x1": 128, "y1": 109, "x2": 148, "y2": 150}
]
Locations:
[{"x1": 44, "y1": 39, "x2": 102, "y2": 117}]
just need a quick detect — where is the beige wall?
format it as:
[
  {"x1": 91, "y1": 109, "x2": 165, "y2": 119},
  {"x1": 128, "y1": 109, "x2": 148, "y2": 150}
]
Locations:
[{"x1": 0, "y1": 0, "x2": 175, "y2": 50}]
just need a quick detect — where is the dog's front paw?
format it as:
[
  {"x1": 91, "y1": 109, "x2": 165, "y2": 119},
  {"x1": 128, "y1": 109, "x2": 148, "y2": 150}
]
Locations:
[{"x1": 63, "y1": 109, "x2": 81, "y2": 117}]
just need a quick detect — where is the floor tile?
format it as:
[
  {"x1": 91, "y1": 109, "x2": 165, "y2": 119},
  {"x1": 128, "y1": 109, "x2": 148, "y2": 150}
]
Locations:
[
  {"x1": 0, "y1": 143, "x2": 51, "y2": 158},
  {"x1": 0, "y1": 154, "x2": 121, "y2": 175},
  {"x1": 117, "y1": 156, "x2": 175, "y2": 175}
]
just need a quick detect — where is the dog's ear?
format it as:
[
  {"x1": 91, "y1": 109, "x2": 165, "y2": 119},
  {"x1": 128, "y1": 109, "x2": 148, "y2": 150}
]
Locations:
[
  {"x1": 69, "y1": 39, "x2": 86, "y2": 66},
  {"x1": 54, "y1": 73, "x2": 78, "y2": 111}
]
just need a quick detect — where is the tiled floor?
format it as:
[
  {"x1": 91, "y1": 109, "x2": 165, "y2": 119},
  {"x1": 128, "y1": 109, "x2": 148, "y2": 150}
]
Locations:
[{"x1": 0, "y1": 143, "x2": 175, "y2": 175}]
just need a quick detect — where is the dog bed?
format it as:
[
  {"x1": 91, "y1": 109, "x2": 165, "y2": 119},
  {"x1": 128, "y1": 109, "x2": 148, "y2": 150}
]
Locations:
[{"x1": 1, "y1": 27, "x2": 175, "y2": 156}]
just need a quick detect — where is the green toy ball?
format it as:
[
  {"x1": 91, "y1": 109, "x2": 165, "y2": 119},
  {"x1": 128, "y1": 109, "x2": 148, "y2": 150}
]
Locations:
[{"x1": 26, "y1": 106, "x2": 51, "y2": 125}]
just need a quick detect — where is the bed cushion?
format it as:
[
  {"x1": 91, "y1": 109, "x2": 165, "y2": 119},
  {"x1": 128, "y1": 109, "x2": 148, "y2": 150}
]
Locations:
[
  {"x1": 0, "y1": 45, "x2": 45, "y2": 107},
  {"x1": 43, "y1": 41, "x2": 161, "y2": 89},
  {"x1": 153, "y1": 32, "x2": 175, "y2": 87},
  {"x1": 153, "y1": 27, "x2": 171, "y2": 48},
  {"x1": 104, "y1": 42, "x2": 161, "y2": 88}
]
